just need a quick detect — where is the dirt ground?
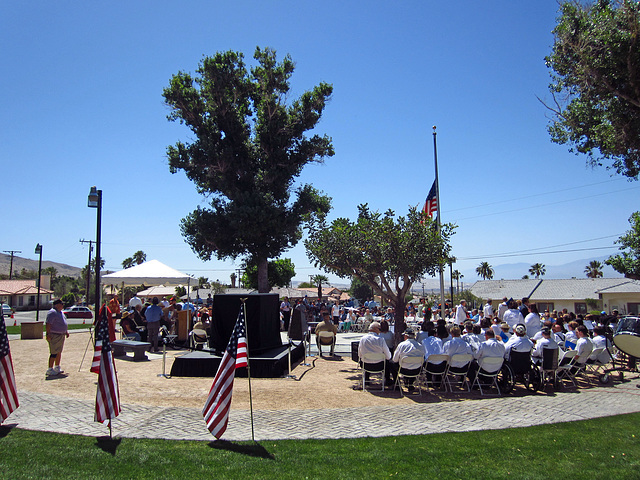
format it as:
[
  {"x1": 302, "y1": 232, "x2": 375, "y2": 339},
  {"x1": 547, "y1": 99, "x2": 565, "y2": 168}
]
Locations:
[{"x1": 10, "y1": 331, "x2": 444, "y2": 411}]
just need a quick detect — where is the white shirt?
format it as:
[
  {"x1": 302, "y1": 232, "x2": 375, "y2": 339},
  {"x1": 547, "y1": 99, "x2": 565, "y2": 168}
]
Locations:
[
  {"x1": 590, "y1": 335, "x2": 612, "y2": 363},
  {"x1": 422, "y1": 336, "x2": 444, "y2": 363},
  {"x1": 503, "y1": 309, "x2": 524, "y2": 331},
  {"x1": 483, "y1": 303, "x2": 494, "y2": 319},
  {"x1": 358, "y1": 332, "x2": 391, "y2": 361},
  {"x1": 497, "y1": 302, "x2": 508, "y2": 320},
  {"x1": 128, "y1": 296, "x2": 142, "y2": 309},
  {"x1": 393, "y1": 339, "x2": 426, "y2": 370},
  {"x1": 474, "y1": 338, "x2": 506, "y2": 372},
  {"x1": 504, "y1": 335, "x2": 533, "y2": 359},
  {"x1": 532, "y1": 336, "x2": 558, "y2": 359},
  {"x1": 462, "y1": 332, "x2": 481, "y2": 354},
  {"x1": 524, "y1": 313, "x2": 542, "y2": 339},
  {"x1": 575, "y1": 336, "x2": 594, "y2": 364},
  {"x1": 455, "y1": 304, "x2": 467, "y2": 325},
  {"x1": 331, "y1": 304, "x2": 339, "y2": 318},
  {"x1": 443, "y1": 337, "x2": 472, "y2": 367}
]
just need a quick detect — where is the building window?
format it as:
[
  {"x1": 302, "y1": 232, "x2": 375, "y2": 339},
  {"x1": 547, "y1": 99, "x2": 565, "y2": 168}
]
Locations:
[
  {"x1": 18, "y1": 297, "x2": 23, "y2": 307},
  {"x1": 28, "y1": 296, "x2": 35, "y2": 306},
  {"x1": 537, "y1": 302, "x2": 554, "y2": 314},
  {"x1": 628, "y1": 303, "x2": 640, "y2": 316},
  {"x1": 574, "y1": 303, "x2": 587, "y2": 315}
]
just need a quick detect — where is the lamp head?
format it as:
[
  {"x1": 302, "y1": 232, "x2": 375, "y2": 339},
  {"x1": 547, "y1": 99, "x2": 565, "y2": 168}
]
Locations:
[{"x1": 88, "y1": 186, "x2": 100, "y2": 208}]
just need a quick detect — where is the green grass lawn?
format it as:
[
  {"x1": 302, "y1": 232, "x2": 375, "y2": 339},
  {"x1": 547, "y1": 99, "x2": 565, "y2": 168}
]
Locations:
[
  {"x1": 5, "y1": 324, "x2": 90, "y2": 335},
  {"x1": 1, "y1": 413, "x2": 638, "y2": 479}
]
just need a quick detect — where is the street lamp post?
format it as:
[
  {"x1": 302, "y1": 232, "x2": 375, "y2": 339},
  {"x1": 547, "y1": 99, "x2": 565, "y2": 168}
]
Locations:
[
  {"x1": 88, "y1": 187, "x2": 102, "y2": 321},
  {"x1": 35, "y1": 243, "x2": 42, "y2": 322}
]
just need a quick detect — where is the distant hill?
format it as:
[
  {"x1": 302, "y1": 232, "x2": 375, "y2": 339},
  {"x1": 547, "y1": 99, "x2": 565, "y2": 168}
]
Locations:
[{"x1": 0, "y1": 253, "x2": 82, "y2": 278}]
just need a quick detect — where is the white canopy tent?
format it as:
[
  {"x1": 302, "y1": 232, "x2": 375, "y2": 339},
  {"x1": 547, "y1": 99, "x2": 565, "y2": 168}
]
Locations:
[{"x1": 102, "y1": 259, "x2": 193, "y2": 286}]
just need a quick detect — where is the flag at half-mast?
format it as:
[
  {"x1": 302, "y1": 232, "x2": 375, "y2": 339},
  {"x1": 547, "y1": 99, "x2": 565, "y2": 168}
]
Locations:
[
  {"x1": 0, "y1": 310, "x2": 19, "y2": 423},
  {"x1": 202, "y1": 306, "x2": 248, "y2": 439},
  {"x1": 423, "y1": 181, "x2": 438, "y2": 218}
]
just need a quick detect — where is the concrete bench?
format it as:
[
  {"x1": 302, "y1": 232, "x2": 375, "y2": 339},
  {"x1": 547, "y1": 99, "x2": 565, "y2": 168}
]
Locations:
[{"x1": 112, "y1": 339, "x2": 151, "y2": 361}]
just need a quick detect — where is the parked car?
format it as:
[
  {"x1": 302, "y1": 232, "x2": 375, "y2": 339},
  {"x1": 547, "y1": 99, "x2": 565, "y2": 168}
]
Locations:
[
  {"x1": 1, "y1": 304, "x2": 14, "y2": 318},
  {"x1": 62, "y1": 306, "x2": 93, "y2": 319}
]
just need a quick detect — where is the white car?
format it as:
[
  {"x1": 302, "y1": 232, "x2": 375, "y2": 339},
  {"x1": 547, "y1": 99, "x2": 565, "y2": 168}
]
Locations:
[{"x1": 1, "y1": 304, "x2": 14, "y2": 318}]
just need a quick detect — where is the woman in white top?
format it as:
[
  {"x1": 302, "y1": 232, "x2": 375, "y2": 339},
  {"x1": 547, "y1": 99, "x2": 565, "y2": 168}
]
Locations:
[{"x1": 524, "y1": 304, "x2": 542, "y2": 339}]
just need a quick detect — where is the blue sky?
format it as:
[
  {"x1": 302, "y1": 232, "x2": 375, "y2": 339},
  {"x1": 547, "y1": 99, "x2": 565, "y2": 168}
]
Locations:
[{"x1": 2, "y1": 1, "x2": 637, "y2": 285}]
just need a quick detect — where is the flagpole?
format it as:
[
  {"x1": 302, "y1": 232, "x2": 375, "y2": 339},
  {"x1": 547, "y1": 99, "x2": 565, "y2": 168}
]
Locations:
[
  {"x1": 433, "y1": 126, "x2": 446, "y2": 318},
  {"x1": 240, "y1": 298, "x2": 255, "y2": 442}
]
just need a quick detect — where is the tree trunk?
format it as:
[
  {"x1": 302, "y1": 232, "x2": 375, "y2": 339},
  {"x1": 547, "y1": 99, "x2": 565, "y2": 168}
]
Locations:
[
  {"x1": 257, "y1": 257, "x2": 269, "y2": 293},
  {"x1": 394, "y1": 298, "x2": 406, "y2": 345}
]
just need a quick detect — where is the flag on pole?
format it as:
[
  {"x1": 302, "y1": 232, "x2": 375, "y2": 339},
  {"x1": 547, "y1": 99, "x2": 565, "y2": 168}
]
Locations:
[
  {"x1": 93, "y1": 304, "x2": 121, "y2": 425},
  {"x1": 203, "y1": 307, "x2": 248, "y2": 439},
  {"x1": 423, "y1": 181, "x2": 438, "y2": 218},
  {"x1": 0, "y1": 311, "x2": 19, "y2": 423}
]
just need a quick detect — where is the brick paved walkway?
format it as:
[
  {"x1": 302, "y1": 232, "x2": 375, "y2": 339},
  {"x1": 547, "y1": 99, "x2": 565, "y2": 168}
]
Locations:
[{"x1": 6, "y1": 375, "x2": 640, "y2": 441}]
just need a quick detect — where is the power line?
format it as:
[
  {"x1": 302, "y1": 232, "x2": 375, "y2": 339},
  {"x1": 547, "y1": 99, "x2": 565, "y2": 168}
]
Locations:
[{"x1": 459, "y1": 245, "x2": 616, "y2": 261}]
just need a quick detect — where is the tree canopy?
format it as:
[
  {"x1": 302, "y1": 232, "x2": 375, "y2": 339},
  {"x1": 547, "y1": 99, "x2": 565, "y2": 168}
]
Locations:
[
  {"x1": 476, "y1": 262, "x2": 494, "y2": 280},
  {"x1": 606, "y1": 211, "x2": 640, "y2": 279},
  {"x1": 305, "y1": 204, "x2": 453, "y2": 336},
  {"x1": 529, "y1": 263, "x2": 546, "y2": 279},
  {"x1": 544, "y1": 0, "x2": 640, "y2": 179},
  {"x1": 163, "y1": 47, "x2": 333, "y2": 292},
  {"x1": 585, "y1": 260, "x2": 604, "y2": 278},
  {"x1": 241, "y1": 257, "x2": 296, "y2": 290}
]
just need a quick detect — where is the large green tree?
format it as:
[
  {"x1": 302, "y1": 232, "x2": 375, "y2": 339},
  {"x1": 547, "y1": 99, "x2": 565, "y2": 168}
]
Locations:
[
  {"x1": 163, "y1": 47, "x2": 333, "y2": 292},
  {"x1": 305, "y1": 204, "x2": 453, "y2": 338},
  {"x1": 544, "y1": 0, "x2": 640, "y2": 179},
  {"x1": 241, "y1": 257, "x2": 296, "y2": 290},
  {"x1": 606, "y1": 211, "x2": 640, "y2": 279}
]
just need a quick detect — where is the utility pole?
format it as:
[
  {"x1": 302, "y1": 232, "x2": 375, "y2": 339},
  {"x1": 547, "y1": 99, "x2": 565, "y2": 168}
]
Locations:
[
  {"x1": 3, "y1": 250, "x2": 21, "y2": 279},
  {"x1": 80, "y1": 239, "x2": 94, "y2": 305}
]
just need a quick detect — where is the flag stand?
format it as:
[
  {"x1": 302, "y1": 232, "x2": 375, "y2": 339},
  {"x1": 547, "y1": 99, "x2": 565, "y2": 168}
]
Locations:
[
  {"x1": 240, "y1": 298, "x2": 255, "y2": 442},
  {"x1": 285, "y1": 339, "x2": 296, "y2": 379},
  {"x1": 157, "y1": 340, "x2": 170, "y2": 378},
  {"x1": 78, "y1": 324, "x2": 95, "y2": 372}
]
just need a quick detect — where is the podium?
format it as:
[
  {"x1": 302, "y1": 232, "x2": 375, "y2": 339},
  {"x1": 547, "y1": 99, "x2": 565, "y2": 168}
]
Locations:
[{"x1": 176, "y1": 310, "x2": 192, "y2": 342}]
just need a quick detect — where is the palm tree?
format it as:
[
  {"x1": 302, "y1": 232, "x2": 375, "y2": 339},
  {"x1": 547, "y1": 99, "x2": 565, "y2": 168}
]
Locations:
[
  {"x1": 132, "y1": 250, "x2": 146, "y2": 265},
  {"x1": 585, "y1": 260, "x2": 604, "y2": 278},
  {"x1": 476, "y1": 262, "x2": 494, "y2": 280},
  {"x1": 311, "y1": 274, "x2": 329, "y2": 299},
  {"x1": 529, "y1": 263, "x2": 546, "y2": 279},
  {"x1": 122, "y1": 257, "x2": 135, "y2": 269},
  {"x1": 452, "y1": 270, "x2": 463, "y2": 295}
]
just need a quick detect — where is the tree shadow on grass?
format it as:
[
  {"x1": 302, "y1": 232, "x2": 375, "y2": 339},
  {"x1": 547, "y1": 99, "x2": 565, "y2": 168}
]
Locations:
[
  {"x1": 208, "y1": 440, "x2": 275, "y2": 460},
  {"x1": 95, "y1": 436, "x2": 122, "y2": 455}
]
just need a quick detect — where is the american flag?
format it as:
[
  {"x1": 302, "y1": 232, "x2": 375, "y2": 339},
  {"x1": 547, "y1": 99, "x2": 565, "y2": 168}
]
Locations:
[
  {"x1": 0, "y1": 310, "x2": 19, "y2": 423},
  {"x1": 203, "y1": 307, "x2": 248, "y2": 439},
  {"x1": 423, "y1": 181, "x2": 438, "y2": 218},
  {"x1": 93, "y1": 304, "x2": 121, "y2": 425}
]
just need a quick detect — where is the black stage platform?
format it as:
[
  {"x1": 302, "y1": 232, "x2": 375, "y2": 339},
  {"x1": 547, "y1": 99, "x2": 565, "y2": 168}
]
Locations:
[{"x1": 170, "y1": 341, "x2": 306, "y2": 378}]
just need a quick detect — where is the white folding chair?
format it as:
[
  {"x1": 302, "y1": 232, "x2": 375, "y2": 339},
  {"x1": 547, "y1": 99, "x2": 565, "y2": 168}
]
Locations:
[
  {"x1": 393, "y1": 355, "x2": 425, "y2": 396},
  {"x1": 360, "y1": 352, "x2": 387, "y2": 391},
  {"x1": 541, "y1": 347, "x2": 559, "y2": 389},
  {"x1": 471, "y1": 356, "x2": 504, "y2": 396},
  {"x1": 423, "y1": 354, "x2": 449, "y2": 392},
  {"x1": 189, "y1": 328, "x2": 208, "y2": 350},
  {"x1": 316, "y1": 331, "x2": 336, "y2": 356},
  {"x1": 444, "y1": 353, "x2": 473, "y2": 392},
  {"x1": 575, "y1": 347, "x2": 604, "y2": 386},
  {"x1": 556, "y1": 349, "x2": 578, "y2": 387}
]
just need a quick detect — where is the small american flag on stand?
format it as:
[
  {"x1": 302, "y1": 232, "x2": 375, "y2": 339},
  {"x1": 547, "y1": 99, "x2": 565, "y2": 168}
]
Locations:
[
  {"x1": 93, "y1": 304, "x2": 121, "y2": 425},
  {"x1": 203, "y1": 307, "x2": 248, "y2": 439},
  {"x1": 0, "y1": 311, "x2": 19, "y2": 423},
  {"x1": 423, "y1": 181, "x2": 438, "y2": 218}
]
